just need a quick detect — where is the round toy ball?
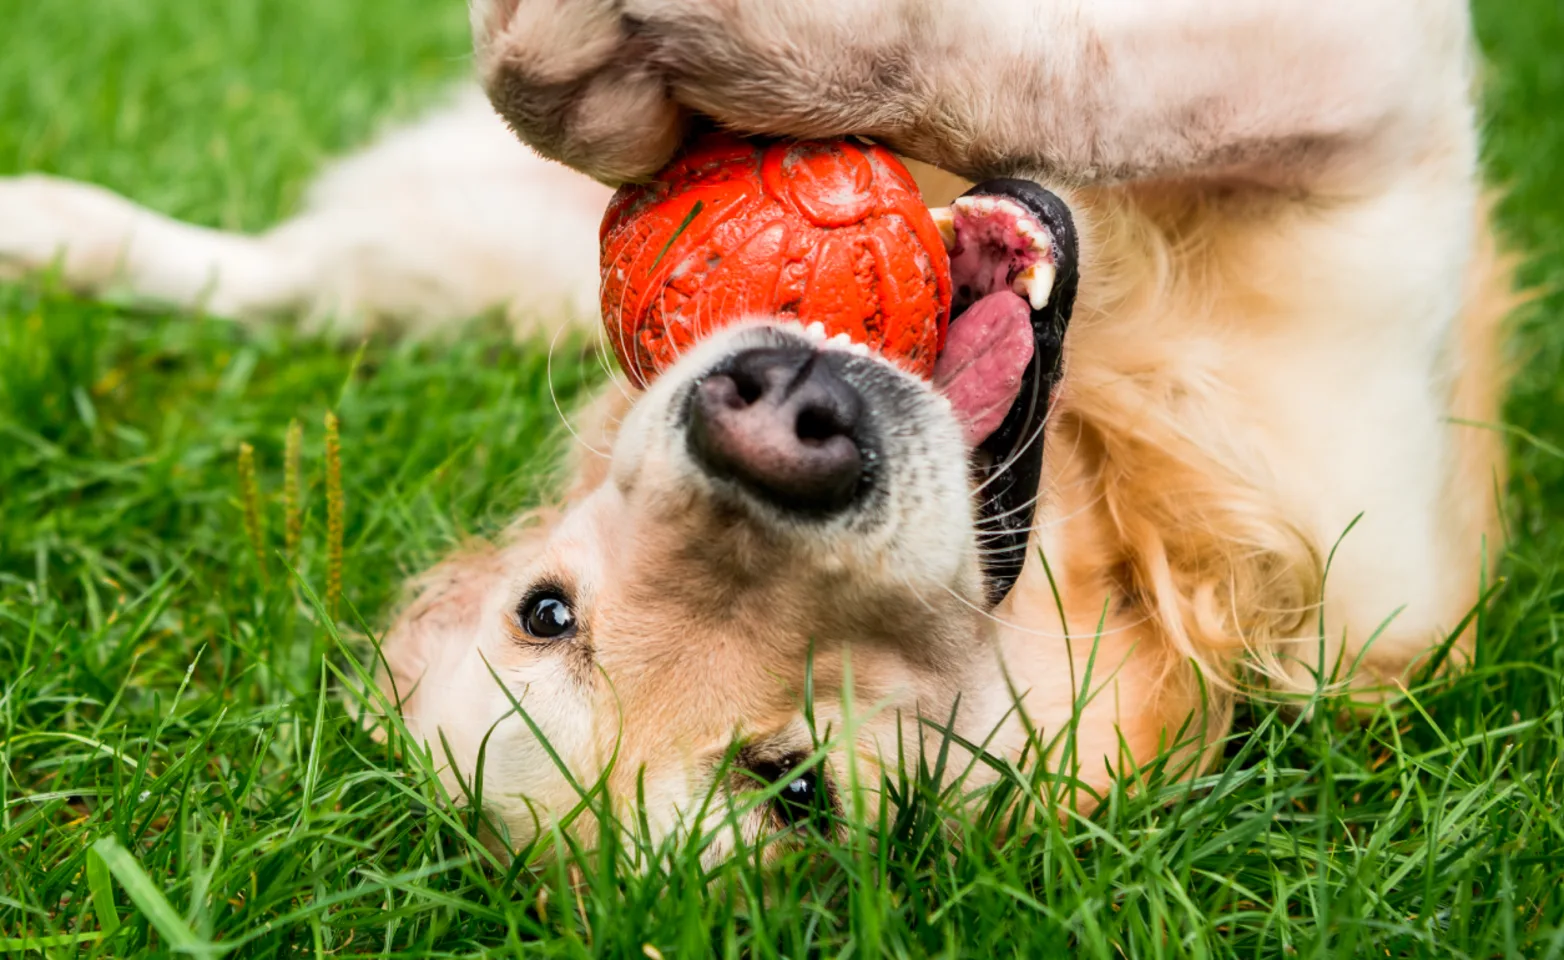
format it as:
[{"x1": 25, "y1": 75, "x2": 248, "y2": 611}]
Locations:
[{"x1": 599, "y1": 132, "x2": 952, "y2": 387}]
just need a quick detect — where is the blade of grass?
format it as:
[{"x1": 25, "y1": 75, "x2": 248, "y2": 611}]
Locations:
[{"x1": 91, "y1": 837, "x2": 217, "y2": 957}]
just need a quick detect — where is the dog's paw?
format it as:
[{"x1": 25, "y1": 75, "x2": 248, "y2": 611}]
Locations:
[
  {"x1": 627, "y1": 1, "x2": 926, "y2": 147},
  {"x1": 474, "y1": 0, "x2": 939, "y2": 183},
  {"x1": 0, "y1": 174, "x2": 140, "y2": 285},
  {"x1": 474, "y1": 0, "x2": 686, "y2": 183}
]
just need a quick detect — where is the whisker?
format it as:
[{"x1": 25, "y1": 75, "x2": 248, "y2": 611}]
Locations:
[
  {"x1": 972, "y1": 489, "x2": 1106, "y2": 556},
  {"x1": 547, "y1": 324, "x2": 611, "y2": 459},
  {"x1": 647, "y1": 296, "x2": 680, "y2": 383},
  {"x1": 602, "y1": 256, "x2": 643, "y2": 399},
  {"x1": 936, "y1": 580, "x2": 1150, "y2": 642},
  {"x1": 580, "y1": 267, "x2": 636, "y2": 403},
  {"x1": 894, "y1": 570, "x2": 943, "y2": 615},
  {"x1": 972, "y1": 410, "x2": 1051, "y2": 496},
  {"x1": 592, "y1": 328, "x2": 636, "y2": 403},
  {"x1": 970, "y1": 428, "x2": 1092, "y2": 524},
  {"x1": 974, "y1": 488, "x2": 1047, "y2": 527},
  {"x1": 970, "y1": 390, "x2": 1056, "y2": 498}
]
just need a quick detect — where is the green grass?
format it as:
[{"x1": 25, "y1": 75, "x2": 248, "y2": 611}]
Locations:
[{"x1": 2, "y1": 0, "x2": 1562, "y2": 955}]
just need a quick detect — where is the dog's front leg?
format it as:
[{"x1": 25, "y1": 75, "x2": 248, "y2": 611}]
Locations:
[{"x1": 477, "y1": 0, "x2": 1473, "y2": 192}]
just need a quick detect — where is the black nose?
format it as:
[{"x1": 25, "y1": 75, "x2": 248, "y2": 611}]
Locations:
[{"x1": 687, "y1": 347, "x2": 867, "y2": 513}]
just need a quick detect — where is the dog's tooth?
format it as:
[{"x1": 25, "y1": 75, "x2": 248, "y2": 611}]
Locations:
[
  {"x1": 928, "y1": 207, "x2": 956, "y2": 249},
  {"x1": 1016, "y1": 220, "x2": 1052, "y2": 256},
  {"x1": 803, "y1": 321, "x2": 827, "y2": 342},
  {"x1": 1014, "y1": 262, "x2": 1056, "y2": 310}
]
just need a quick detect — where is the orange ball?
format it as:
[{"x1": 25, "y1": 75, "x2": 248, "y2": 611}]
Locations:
[{"x1": 599, "y1": 133, "x2": 952, "y2": 387}]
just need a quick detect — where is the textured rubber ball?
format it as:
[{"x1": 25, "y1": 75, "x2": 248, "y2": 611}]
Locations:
[{"x1": 599, "y1": 132, "x2": 952, "y2": 387}]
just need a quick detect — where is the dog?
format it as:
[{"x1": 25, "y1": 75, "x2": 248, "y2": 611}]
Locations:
[{"x1": 0, "y1": 0, "x2": 1513, "y2": 855}]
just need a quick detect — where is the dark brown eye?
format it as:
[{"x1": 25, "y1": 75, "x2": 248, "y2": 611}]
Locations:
[
  {"x1": 774, "y1": 769, "x2": 823, "y2": 826},
  {"x1": 745, "y1": 755, "x2": 833, "y2": 829},
  {"x1": 520, "y1": 591, "x2": 576, "y2": 639}
]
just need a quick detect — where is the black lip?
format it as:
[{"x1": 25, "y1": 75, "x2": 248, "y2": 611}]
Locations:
[{"x1": 953, "y1": 180, "x2": 1079, "y2": 607}]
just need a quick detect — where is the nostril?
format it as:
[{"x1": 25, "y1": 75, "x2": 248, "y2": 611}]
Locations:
[
  {"x1": 730, "y1": 367, "x2": 764, "y2": 406},
  {"x1": 795, "y1": 405, "x2": 845, "y2": 445},
  {"x1": 687, "y1": 345, "x2": 871, "y2": 515},
  {"x1": 698, "y1": 371, "x2": 761, "y2": 413}
]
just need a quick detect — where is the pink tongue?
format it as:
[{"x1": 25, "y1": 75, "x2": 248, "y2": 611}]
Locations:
[{"x1": 933, "y1": 291, "x2": 1034, "y2": 446}]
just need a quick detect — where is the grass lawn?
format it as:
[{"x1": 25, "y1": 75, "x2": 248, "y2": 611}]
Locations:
[{"x1": 2, "y1": 0, "x2": 1562, "y2": 955}]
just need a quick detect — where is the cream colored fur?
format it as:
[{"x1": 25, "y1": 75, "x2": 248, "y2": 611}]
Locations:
[
  {"x1": 0, "y1": 88, "x2": 610, "y2": 336},
  {"x1": 0, "y1": 0, "x2": 1511, "y2": 850}
]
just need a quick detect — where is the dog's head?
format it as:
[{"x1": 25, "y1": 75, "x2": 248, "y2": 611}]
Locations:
[
  {"x1": 379, "y1": 182, "x2": 1077, "y2": 855},
  {"x1": 381, "y1": 322, "x2": 999, "y2": 850}
]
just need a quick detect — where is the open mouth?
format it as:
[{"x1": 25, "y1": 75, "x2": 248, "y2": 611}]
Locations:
[
  {"x1": 930, "y1": 181, "x2": 1080, "y2": 606},
  {"x1": 672, "y1": 178, "x2": 1077, "y2": 607}
]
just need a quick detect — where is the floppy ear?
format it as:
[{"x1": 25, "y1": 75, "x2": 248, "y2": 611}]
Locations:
[{"x1": 377, "y1": 542, "x2": 506, "y2": 719}]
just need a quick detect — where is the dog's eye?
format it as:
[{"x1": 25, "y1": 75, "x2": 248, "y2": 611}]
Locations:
[
  {"x1": 774, "y1": 769, "x2": 823, "y2": 826},
  {"x1": 744, "y1": 755, "x2": 832, "y2": 829},
  {"x1": 520, "y1": 591, "x2": 576, "y2": 639}
]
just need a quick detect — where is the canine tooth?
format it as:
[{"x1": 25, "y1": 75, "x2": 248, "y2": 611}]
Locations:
[
  {"x1": 803, "y1": 321, "x2": 827, "y2": 342},
  {"x1": 929, "y1": 207, "x2": 956, "y2": 249},
  {"x1": 1014, "y1": 262, "x2": 1056, "y2": 310}
]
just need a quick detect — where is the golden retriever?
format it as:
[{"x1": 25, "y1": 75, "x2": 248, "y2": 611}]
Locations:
[{"x1": 0, "y1": 0, "x2": 1513, "y2": 855}]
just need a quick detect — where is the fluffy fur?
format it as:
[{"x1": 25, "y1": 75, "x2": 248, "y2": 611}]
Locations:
[{"x1": 0, "y1": 0, "x2": 1512, "y2": 849}]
